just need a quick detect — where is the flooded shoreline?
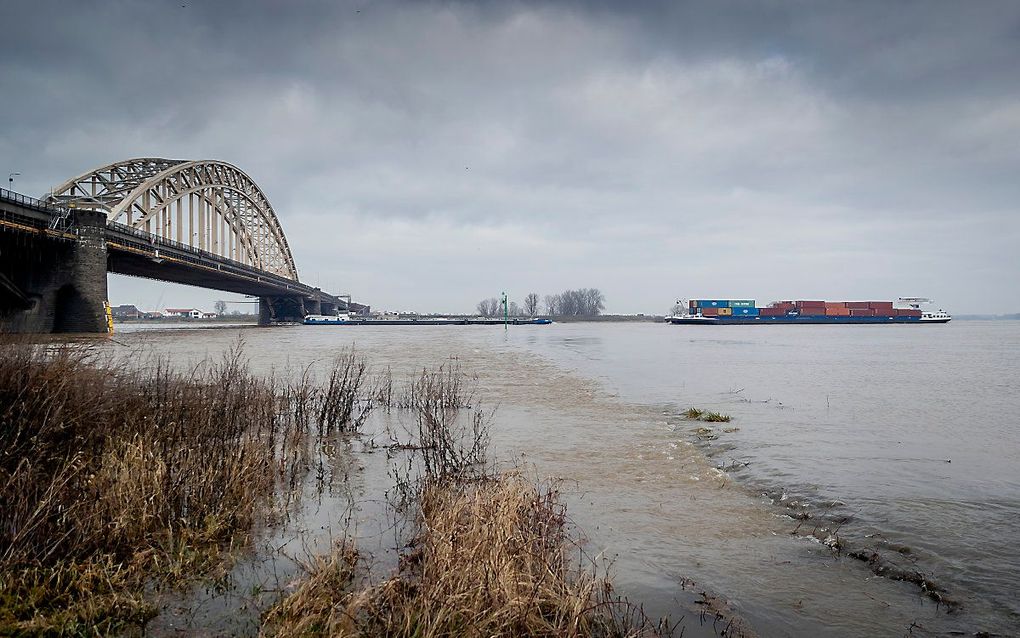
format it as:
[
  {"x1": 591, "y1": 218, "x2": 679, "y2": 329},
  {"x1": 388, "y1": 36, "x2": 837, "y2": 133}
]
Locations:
[{"x1": 5, "y1": 321, "x2": 1017, "y2": 636}]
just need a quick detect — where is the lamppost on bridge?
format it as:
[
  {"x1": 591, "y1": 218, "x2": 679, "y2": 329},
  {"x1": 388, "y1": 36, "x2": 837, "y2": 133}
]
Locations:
[{"x1": 8, "y1": 172, "x2": 20, "y2": 190}]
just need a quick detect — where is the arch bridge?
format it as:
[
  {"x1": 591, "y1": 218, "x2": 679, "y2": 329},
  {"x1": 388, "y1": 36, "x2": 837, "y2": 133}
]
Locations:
[{"x1": 0, "y1": 159, "x2": 358, "y2": 333}]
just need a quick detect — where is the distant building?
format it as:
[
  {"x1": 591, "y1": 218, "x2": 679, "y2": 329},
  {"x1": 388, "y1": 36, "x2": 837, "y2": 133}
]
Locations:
[
  {"x1": 165, "y1": 308, "x2": 202, "y2": 319},
  {"x1": 110, "y1": 304, "x2": 141, "y2": 319},
  {"x1": 143, "y1": 311, "x2": 164, "y2": 319}
]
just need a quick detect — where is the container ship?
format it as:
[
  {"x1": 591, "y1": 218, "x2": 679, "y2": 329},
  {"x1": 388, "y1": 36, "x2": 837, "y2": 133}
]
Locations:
[
  {"x1": 304, "y1": 313, "x2": 552, "y2": 326},
  {"x1": 669, "y1": 298, "x2": 951, "y2": 325}
]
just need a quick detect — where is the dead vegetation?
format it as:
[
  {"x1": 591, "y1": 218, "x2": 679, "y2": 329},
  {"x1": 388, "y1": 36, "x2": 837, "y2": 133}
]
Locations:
[
  {"x1": 0, "y1": 340, "x2": 368, "y2": 635},
  {"x1": 264, "y1": 361, "x2": 675, "y2": 637},
  {"x1": 380, "y1": 363, "x2": 489, "y2": 481},
  {"x1": 315, "y1": 349, "x2": 371, "y2": 435},
  {"x1": 263, "y1": 474, "x2": 675, "y2": 638},
  {"x1": 1, "y1": 340, "x2": 683, "y2": 636}
]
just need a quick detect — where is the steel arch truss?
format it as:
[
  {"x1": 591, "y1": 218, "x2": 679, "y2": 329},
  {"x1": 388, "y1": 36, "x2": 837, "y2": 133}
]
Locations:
[{"x1": 46, "y1": 158, "x2": 298, "y2": 280}]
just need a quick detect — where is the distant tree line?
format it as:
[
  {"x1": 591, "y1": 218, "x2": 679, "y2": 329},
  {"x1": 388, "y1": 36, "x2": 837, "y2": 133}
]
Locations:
[{"x1": 476, "y1": 289, "x2": 604, "y2": 317}]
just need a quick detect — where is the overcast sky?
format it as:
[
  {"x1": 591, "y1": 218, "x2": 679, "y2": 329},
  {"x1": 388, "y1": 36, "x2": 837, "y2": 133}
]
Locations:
[{"x1": 2, "y1": 0, "x2": 1018, "y2": 314}]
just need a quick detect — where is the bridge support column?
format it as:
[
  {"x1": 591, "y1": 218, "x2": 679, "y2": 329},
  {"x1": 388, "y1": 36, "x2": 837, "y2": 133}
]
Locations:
[
  {"x1": 258, "y1": 295, "x2": 306, "y2": 325},
  {"x1": 0, "y1": 209, "x2": 108, "y2": 333},
  {"x1": 306, "y1": 296, "x2": 321, "y2": 316},
  {"x1": 259, "y1": 296, "x2": 273, "y2": 326},
  {"x1": 55, "y1": 210, "x2": 109, "y2": 333}
]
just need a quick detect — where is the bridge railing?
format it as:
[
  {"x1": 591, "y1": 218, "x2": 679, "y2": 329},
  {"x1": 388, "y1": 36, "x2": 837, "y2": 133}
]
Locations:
[
  {"x1": 0, "y1": 187, "x2": 75, "y2": 233},
  {"x1": 0, "y1": 188, "x2": 67, "y2": 215}
]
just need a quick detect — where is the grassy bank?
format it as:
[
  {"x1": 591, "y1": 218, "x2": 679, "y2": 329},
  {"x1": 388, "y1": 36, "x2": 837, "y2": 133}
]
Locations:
[
  {"x1": 0, "y1": 341, "x2": 368, "y2": 634},
  {"x1": 0, "y1": 341, "x2": 681, "y2": 636}
]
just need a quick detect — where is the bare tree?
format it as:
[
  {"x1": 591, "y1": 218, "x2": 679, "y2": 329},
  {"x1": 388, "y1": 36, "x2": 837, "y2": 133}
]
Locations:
[
  {"x1": 582, "y1": 288, "x2": 605, "y2": 315},
  {"x1": 477, "y1": 297, "x2": 502, "y2": 317},
  {"x1": 507, "y1": 301, "x2": 521, "y2": 317},
  {"x1": 559, "y1": 289, "x2": 580, "y2": 316},
  {"x1": 523, "y1": 292, "x2": 539, "y2": 316},
  {"x1": 544, "y1": 294, "x2": 559, "y2": 316},
  {"x1": 214, "y1": 300, "x2": 227, "y2": 315},
  {"x1": 542, "y1": 288, "x2": 606, "y2": 316}
]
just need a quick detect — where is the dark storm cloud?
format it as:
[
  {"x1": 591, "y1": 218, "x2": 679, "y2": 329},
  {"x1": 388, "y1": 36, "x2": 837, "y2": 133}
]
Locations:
[{"x1": 2, "y1": 1, "x2": 1018, "y2": 313}]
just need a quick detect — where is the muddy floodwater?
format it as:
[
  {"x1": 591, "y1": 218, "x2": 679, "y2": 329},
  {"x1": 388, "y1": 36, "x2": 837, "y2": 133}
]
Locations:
[{"x1": 107, "y1": 320, "x2": 1020, "y2": 637}]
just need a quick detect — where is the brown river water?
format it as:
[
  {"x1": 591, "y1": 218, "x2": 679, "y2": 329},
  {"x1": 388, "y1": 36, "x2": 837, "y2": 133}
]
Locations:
[{"x1": 99, "y1": 320, "x2": 1019, "y2": 637}]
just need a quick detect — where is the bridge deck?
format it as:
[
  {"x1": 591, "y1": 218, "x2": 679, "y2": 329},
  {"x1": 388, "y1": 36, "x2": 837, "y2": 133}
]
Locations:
[
  {"x1": 105, "y1": 221, "x2": 326, "y2": 299},
  {"x1": 1, "y1": 188, "x2": 342, "y2": 306}
]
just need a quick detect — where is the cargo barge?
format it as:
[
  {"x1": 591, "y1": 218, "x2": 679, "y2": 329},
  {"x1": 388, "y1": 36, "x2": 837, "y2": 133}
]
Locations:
[
  {"x1": 668, "y1": 298, "x2": 950, "y2": 325},
  {"x1": 304, "y1": 314, "x2": 553, "y2": 326}
]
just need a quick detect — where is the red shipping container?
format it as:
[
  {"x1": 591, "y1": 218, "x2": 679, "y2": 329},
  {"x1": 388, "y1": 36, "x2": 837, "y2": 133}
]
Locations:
[
  {"x1": 760, "y1": 307, "x2": 785, "y2": 316},
  {"x1": 825, "y1": 307, "x2": 851, "y2": 316},
  {"x1": 771, "y1": 303, "x2": 795, "y2": 310},
  {"x1": 895, "y1": 309, "x2": 922, "y2": 317},
  {"x1": 850, "y1": 309, "x2": 876, "y2": 317},
  {"x1": 701, "y1": 307, "x2": 720, "y2": 316},
  {"x1": 824, "y1": 301, "x2": 847, "y2": 309},
  {"x1": 846, "y1": 302, "x2": 871, "y2": 309},
  {"x1": 868, "y1": 301, "x2": 894, "y2": 310},
  {"x1": 796, "y1": 300, "x2": 825, "y2": 306}
]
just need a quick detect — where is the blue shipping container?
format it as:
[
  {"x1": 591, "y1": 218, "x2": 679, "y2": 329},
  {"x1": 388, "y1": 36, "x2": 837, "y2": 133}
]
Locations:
[
  {"x1": 696, "y1": 300, "x2": 730, "y2": 308},
  {"x1": 729, "y1": 300, "x2": 755, "y2": 308},
  {"x1": 730, "y1": 307, "x2": 760, "y2": 316}
]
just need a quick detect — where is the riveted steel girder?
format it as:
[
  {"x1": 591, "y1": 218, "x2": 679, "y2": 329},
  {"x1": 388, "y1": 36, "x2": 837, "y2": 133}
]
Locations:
[{"x1": 45, "y1": 158, "x2": 298, "y2": 280}]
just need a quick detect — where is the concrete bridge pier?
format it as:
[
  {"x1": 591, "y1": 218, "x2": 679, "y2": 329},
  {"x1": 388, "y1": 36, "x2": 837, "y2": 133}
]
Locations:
[
  {"x1": 305, "y1": 294, "x2": 321, "y2": 316},
  {"x1": 57, "y1": 210, "x2": 109, "y2": 332},
  {"x1": 258, "y1": 295, "x2": 307, "y2": 325},
  {"x1": 0, "y1": 209, "x2": 109, "y2": 333}
]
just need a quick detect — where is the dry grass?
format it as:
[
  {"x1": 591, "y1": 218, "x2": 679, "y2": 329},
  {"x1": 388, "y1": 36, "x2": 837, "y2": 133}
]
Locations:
[
  {"x1": 383, "y1": 364, "x2": 490, "y2": 480},
  {"x1": 316, "y1": 349, "x2": 371, "y2": 435},
  {"x1": 268, "y1": 361, "x2": 678, "y2": 635},
  {"x1": 0, "y1": 340, "x2": 365, "y2": 635},
  {"x1": 397, "y1": 363, "x2": 476, "y2": 411},
  {"x1": 264, "y1": 474, "x2": 672, "y2": 638},
  {"x1": 2, "y1": 340, "x2": 682, "y2": 635}
]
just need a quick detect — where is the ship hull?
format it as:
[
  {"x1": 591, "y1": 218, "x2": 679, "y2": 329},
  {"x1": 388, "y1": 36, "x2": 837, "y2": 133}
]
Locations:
[
  {"x1": 304, "y1": 317, "x2": 553, "y2": 326},
  {"x1": 668, "y1": 315, "x2": 949, "y2": 325}
]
